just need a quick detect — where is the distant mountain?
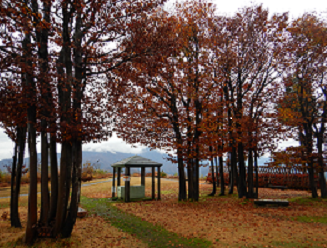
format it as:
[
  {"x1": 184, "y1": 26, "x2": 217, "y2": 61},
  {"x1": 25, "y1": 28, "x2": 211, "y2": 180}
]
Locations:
[
  {"x1": 2, "y1": 153, "x2": 327, "y2": 178},
  {"x1": 0, "y1": 150, "x2": 272, "y2": 176},
  {"x1": 0, "y1": 149, "x2": 179, "y2": 175}
]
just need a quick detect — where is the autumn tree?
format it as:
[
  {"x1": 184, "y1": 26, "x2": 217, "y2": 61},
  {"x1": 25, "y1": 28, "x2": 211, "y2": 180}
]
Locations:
[
  {"x1": 278, "y1": 13, "x2": 327, "y2": 197},
  {"x1": 112, "y1": 0, "x2": 221, "y2": 201},
  {"x1": 0, "y1": 0, "x2": 168, "y2": 243},
  {"x1": 0, "y1": 81, "x2": 28, "y2": 227},
  {"x1": 210, "y1": 5, "x2": 288, "y2": 198}
]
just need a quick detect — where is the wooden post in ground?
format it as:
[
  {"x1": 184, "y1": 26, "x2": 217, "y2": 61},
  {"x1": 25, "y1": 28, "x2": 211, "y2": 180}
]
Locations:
[
  {"x1": 117, "y1": 167, "x2": 121, "y2": 187},
  {"x1": 157, "y1": 166, "x2": 161, "y2": 200},
  {"x1": 112, "y1": 167, "x2": 116, "y2": 198},
  {"x1": 141, "y1": 167, "x2": 145, "y2": 186},
  {"x1": 125, "y1": 167, "x2": 130, "y2": 202},
  {"x1": 152, "y1": 167, "x2": 155, "y2": 200}
]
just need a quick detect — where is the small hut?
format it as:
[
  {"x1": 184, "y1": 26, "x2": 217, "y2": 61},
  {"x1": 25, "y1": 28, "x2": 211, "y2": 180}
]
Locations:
[{"x1": 111, "y1": 155, "x2": 163, "y2": 202}]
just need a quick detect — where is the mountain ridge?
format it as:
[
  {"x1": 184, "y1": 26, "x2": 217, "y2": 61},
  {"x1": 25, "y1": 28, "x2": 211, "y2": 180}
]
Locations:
[{"x1": 0, "y1": 149, "x2": 273, "y2": 176}]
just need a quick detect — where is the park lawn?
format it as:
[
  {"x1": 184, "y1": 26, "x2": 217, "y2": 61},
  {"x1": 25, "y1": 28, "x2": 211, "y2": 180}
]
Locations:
[
  {"x1": 0, "y1": 177, "x2": 113, "y2": 199},
  {"x1": 0, "y1": 177, "x2": 327, "y2": 247},
  {"x1": 114, "y1": 187, "x2": 327, "y2": 248},
  {"x1": 0, "y1": 206, "x2": 149, "y2": 248}
]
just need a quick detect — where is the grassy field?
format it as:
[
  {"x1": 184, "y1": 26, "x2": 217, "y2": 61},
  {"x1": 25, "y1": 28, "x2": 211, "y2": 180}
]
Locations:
[{"x1": 0, "y1": 177, "x2": 327, "y2": 247}]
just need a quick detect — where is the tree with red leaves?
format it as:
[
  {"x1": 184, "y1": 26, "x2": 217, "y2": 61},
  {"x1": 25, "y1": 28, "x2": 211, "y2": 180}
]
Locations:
[{"x1": 0, "y1": 0, "x2": 167, "y2": 243}]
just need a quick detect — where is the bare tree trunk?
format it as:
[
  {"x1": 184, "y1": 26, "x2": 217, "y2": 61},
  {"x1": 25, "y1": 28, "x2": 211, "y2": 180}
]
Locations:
[
  {"x1": 194, "y1": 150, "x2": 200, "y2": 201},
  {"x1": 254, "y1": 150, "x2": 259, "y2": 199},
  {"x1": 237, "y1": 141, "x2": 247, "y2": 198},
  {"x1": 228, "y1": 152, "x2": 233, "y2": 194},
  {"x1": 54, "y1": 2, "x2": 74, "y2": 236},
  {"x1": 54, "y1": 142, "x2": 72, "y2": 236},
  {"x1": 10, "y1": 127, "x2": 20, "y2": 227},
  {"x1": 208, "y1": 148, "x2": 216, "y2": 196},
  {"x1": 31, "y1": 0, "x2": 51, "y2": 226},
  {"x1": 187, "y1": 156, "x2": 193, "y2": 201},
  {"x1": 177, "y1": 153, "x2": 187, "y2": 201},
  {"x1": 40, "y1": 129, "x2": 49, "y2": 225},
  {"x1": 24, "y1": 31, "x2": 38, "y2": 244},
  {"x1": 62, "y1": 140, "x2": 82, "y2": 237},
  {"x1": 219, "y1": 155, "x2": 225, "y2": 195},
  {"x1": 61, "y1": 14, "x2": 84, "y2": 234},
  {"x1": 48, "y1": 134, "x2": 58, "y2": 222},
  {"x1": 215, "y1": 157, "x2": 219, "y2": 189},
  {"x1": 12, "y1": 126, "x2": 27, "y2": 228},
  {"x1": 316, "y1": 127, "x2": 327, "y2": 198},
  {"x1": 247, "y1": 148, "x2": 254, "y2": 198},
  {"x1": 229, "y1": 147, "x2": 238, "y2": 194},
  {"x1": 305, "y1": 133, "x2": 318, "y2": 198}
]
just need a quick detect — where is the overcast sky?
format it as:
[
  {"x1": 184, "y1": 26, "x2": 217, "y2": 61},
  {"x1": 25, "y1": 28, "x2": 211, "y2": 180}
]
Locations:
[{"x1": 1, "y1": 0, "x2": 326, "y2": 161}]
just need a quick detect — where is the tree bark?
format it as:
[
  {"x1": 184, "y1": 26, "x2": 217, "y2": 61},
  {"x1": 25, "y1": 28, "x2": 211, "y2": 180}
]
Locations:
[
  {"x1": 316, "y1": 127, "x2": 327, "y2": 198},
  {"x1": 247, "y1": 148, "x2": 254, "y2": 198},
  {"x1": 10, "y1": 127, "x2": 20, "y2": 227},
  {"x1": 40, "y1": 130, "x2": 49, "y2": 225},
  {"x1": 54, "y1": 141, "x2": 72, "y2": 236},
  {"x1": 54, "y1": 2, "x2": 74, "y2": 236},
  {"x1": 187, "y1": 156, "x2": 193, "y2": 201},
  {"x1": 177, "y1": 154, "x2": 187, "y2": 201},
  {"x1": 215, "y1": 157, "x2": 219, "y2": 190},
  {"x1": 208, "y1": 149, "x2": 216, "y2": 196},
  {"x1": 229, "y1": 147, "x2": 238, "y2": 194},
  {"x1": 48, "y1": 134, "x2": 58, "y2": 222},
  {"x1": 254, "y1": 150, "x2": 259, "y2": 199},
  {"x1": 23, "y1": 31, "x2": 38, "y2": 244},
  {"x1": 237, "y1": 141, "x2": 247, "y2": 198},
  {"x1": 304, "y1": 131, "x2": 318, "y2": 198},
  {"x1": 61, "y1": 140, "x2": 82, "y2": 238},
  {"x1": 32, "y1": 0, "x2": 51, "y2": 227},
  {"x1": 219, "y1": 155, "x2": 225, "y2": 195}
]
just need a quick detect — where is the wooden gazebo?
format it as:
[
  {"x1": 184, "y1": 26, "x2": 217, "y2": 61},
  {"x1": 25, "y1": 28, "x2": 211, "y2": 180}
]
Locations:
[{"x1": 111, "y1": 155, "x2": 163, "y2": 202}]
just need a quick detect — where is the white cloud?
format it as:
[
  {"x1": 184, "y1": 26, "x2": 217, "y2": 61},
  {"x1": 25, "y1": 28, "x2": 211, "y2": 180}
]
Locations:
[
  {"x1": 83, "y1": 133, "x2": 148, "y2": 154},
  {"x1": 0, "y1": 131, "x2": 15, "y2": 160}
]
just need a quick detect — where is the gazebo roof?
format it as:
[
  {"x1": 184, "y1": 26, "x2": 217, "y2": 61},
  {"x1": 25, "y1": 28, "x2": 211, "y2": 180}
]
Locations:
[{"x1": 111, "y1": 155, "x2": 163, "y2": 168}]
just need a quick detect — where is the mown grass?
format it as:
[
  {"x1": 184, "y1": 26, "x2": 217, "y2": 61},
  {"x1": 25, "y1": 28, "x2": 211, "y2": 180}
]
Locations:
[
  {"x1": 294, "y1": 215, "x2": 327, "y2": 224},
  {"x1": 239, "y1": 240, "x2": 326, "y2": 248},
  {"x1": 80, "y1": 196, "x2": 213, "y2": 248},
  {"x1": 289, "y1": 196, "x2": 327, "y2": 206},
  {"x1": 4, "y1": 236, "x2": 81, "y2": 248}
]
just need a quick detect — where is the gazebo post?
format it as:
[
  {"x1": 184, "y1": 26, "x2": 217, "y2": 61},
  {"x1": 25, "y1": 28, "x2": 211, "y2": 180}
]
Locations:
[
  {"x1": 117, "y1": 167, "x2": 121, "y2": 187},
  {"x1": 112, "y1": 167, "x2": 116, "y2": 198},
  {"x1": 141, "y1": 167, "x2": 145, "y2": 186},
  {"x1": 157, "y1": 166, "x2": 161, "y2": 200},
  {"x1": 152, "y1": 167, "x2": 155, "y2": 200},
  {"x1": 125, "y1": 166, "x2": 130, "y2": 202}
]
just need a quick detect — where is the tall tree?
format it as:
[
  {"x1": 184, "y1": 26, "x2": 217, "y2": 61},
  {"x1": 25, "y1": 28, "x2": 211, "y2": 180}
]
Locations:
[
  {"x1": 0, "y1": 0, "x2": 168, "y2": 243},
  {"x1": 112, "y1": 0, "x2": 221, "y2": 201},
  {"x1": 280, "y1": 13, "x2": 327, "y2": 198},
  {"x1": 211, "y1": 5, "x2": 288, "y2": 198}
]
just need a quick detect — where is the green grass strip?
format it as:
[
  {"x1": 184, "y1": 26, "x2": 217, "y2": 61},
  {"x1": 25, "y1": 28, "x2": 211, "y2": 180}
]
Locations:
[
  {"x1": 80, "y1": 197, "x2": 212, "y2": 248},
  {"x1": 242, "y1": 240, "x2": 326, "y2": 248},
  {"x1": 295, "y1": 215, "x2": 327, "y2": 224}
]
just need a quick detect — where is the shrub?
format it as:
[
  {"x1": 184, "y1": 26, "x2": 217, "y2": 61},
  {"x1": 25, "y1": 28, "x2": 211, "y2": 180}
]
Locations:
[
  {"x1": 95, "y1": 169, "x2": 106, "y2": 175},
  {"x1": 160, "y1": 171, "x2": 167, "y2": 178}
]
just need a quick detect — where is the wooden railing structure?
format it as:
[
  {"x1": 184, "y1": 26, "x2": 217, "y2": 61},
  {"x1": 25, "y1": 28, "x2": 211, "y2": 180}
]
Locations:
[{"x1": 207, "y1": 165, "x2": 327, "y2": 190}]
